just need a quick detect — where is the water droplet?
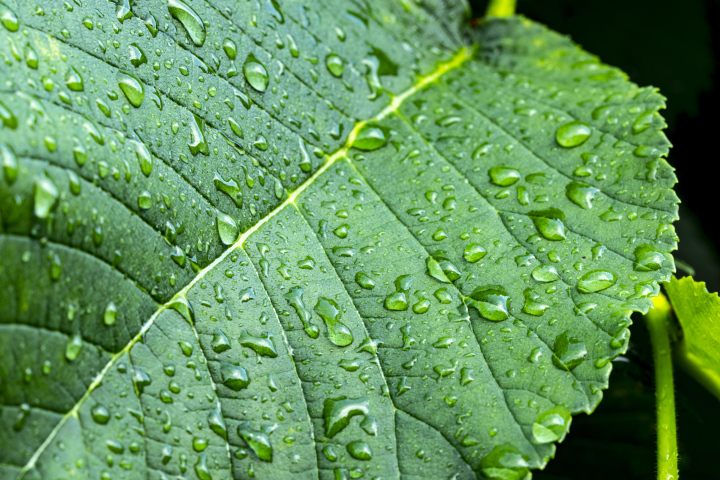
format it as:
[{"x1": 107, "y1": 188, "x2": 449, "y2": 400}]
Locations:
[
  {"x1": 34, "y1": 176, "x2": 59, "y2": 219},
  {"x1": 128, "y1": 43, "x2": 147, "y2": 67},
  {"x1": 315, "y1": 297, "x2": 353, "y2": 347},
  {"x1": 556, "y1": 121, "x2": 592, "y2": 147},
  {"x1": 243, "y1": 54, "x2": 269, "y2": 92},
  {"x1": 355, "y1": 272, "x2": 375, "y2": 290},
  {"x1": 326, "y1": 53, "x2": 344, "y2": 77},
  {"x1": 194, "y1": 453, "x2": 212, "y2": 480},
  {"x1": 467, "y1": 286, "x2": 511, "y2": 321},
  {"x1": 0, "y1": 100, "x2": 17, "y2": 129},
  {"x1": 577, "y1": 270, "x2": 617, "y2": 293},
  {"x1": 188, "y1": 113, "x2": 209, "y2": 156},
  {"x1": 207, "y1": 408, "x2": 227, "y2": 439},
  {"x1": 24, "y1": 43, "x2": 38, "y2": 69},
  {"x1": 352, "y1": 123, "x2": 389, "y2": 151},
  {"x1": 323, "y1": 397, "x2": 370, "y2": 438},
  {"x1": 133, "y1": 366, "x2": 152, "y2": 394},
  {"x1": 464, "y1": 244, "x2": 487, "y2": 263},
  {"x1": 117, "y1": 72, "x2": 144, "y2": 107},
  {"x1": 239, "y1": 330, "x2": 278, "y2": 357},
  {"x1": 104, "y1": 302, "x2": 117, "y2": 325},
  {"x1": 528, "y1": 267, "x2": 557, "y2": 286},
  {"x1": 91, "y1": 405, "x2": 110, "y2": 424},
  {"x1": 216, "y1": 212, "x2": 238, "y2": 246},
  {"x1": 489, "y1": 166, "x2": 521, "y2": 186},
  {"x1": 347, "y1": 442, "x2": 372, "y2": 461},
  {"x1": 532, "y1": 406, "x2": 571, "y2": 443},
  {"x1": 552, "y1": 331, "x2": 587, "y2": 370},
  {"x1": 220, "y1": 361, "x2": 250, "y2": 391},
  {"x1": 529, "y1": 209, "x2": 566, "y2": 241},
  {"x1": 222, "y1": 38, "x2": 237, "y2": 60},
  {"x1": 633, "y1": 244, "x2": 665, "y2": 271},
  {"x1": 1, "y1": 5, "x2": 19, "y2": 32},
  {"x1": 479, "y1": 443, "x2": 530, "y2": 480},
  {"x1": 237, "y1": 422, "x2": 273, "y2": 462},
  {"x1": 633, "y1": 110, "x2": 660, "y2": 134},
  {"x1": 566, "y1": 181, "x2": 600, "y2": 210},
  {"x1": 135, "y1": 143, "x2": 153, "y2": 177},
  {"x1": 211, "y1": 328, "x2": 232, "y2": 353},
  {"x1": 65, "y1": 334, "x2": 83, "y2": 361},
  {"x1": 384, "y1": 292, "x2": 408, "y2": 311},
  {"x1": 285, "y1": 287, "x2": 319, "y2": 338},
  {"x1": 1, "y1": 142, "x2": 18, "y2": 184},
  {"x1": 65, "y1": 67, "x2": 84, "y2": 91},
  {"x1": 522, "y1": 288, "x2": 549, "y2": 316},
  {"x1": 168, "y1": 0, "x2": 206, "y2": 46}
]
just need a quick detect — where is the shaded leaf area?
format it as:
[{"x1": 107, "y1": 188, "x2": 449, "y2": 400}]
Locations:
[{"x1": 0, "y1": 0, "x2": 677, "y2": 478}]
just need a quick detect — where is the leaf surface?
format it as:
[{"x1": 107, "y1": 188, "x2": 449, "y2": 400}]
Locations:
[
  {"x1": 0, "y1": 0, "x2": 678, "y2": 478},
  {"x1": 665, "y1": 276, "x2": 720, "y2": 400}
]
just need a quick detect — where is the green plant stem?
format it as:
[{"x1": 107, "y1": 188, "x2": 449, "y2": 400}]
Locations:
[
  {"x1": 645, "y1": 293, "x2": 679, "y2": 480},
  {"x1": 485, "y1": 0, "x2": 516, "y2": 17}
]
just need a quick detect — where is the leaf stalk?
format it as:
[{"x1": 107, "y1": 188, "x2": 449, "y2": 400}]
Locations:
[
  {"x1": 485, "y1": 0, "x2": 517, "y2": 17},
  {"x1": 645, "y1": 293, "x2": 679, "y2": 480}
]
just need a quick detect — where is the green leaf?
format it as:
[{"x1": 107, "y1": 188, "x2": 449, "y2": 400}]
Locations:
[
  {"x1": 665, "y1": 276, "x2": 720, "y2": 400},
  {"x1": 0, "y1": 0, "x2": 677, "y2": 478}
]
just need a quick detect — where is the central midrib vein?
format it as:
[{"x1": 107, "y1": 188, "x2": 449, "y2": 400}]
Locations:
[{"x1": 18, "y1": 45, "x2": 475, "y2": 476}]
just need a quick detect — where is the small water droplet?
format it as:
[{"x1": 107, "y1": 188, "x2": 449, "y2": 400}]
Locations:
[
  {"x1": 65, "y1": 334, "x2": 83, "y2": 361},
  {"x1": 104, "y1": 302, "x2": 117, "y2": 325}
]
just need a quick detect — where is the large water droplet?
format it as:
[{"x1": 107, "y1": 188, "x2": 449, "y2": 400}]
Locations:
[
  {"x1": 532, "y1": 406, "x2": 571, "y2": 443},
  {"x1": 0, "y1": 100, "x2": 17, "y2": 129},
  {"x1": 479, "y1": 443, "x2": 530, "y2": 480},
  {"x1": 347, "y1": 441, "x2": 372, "y2": 461},
  {"x1": 216, "y1": 212, "x2": 238, "y2": 245},
  {"x1": 489, "y1": 166, "x2": 521, "y2": 186},
  {"x1": 136, "y1": 142, "x2": 153, "y2": 177},
  {"x1": 532, "y1": 265, "x2": 560, "y2": 282},
  {"x1": 104, "y1": 302, "x2": 117, "y2": 325},
  {"x1": 285, "y1": 287, "x2": 319, "y2": 338},
  {"x1": 128, "y1": 43, "x2": 147, "y2": 67},
  {"x1": 0, "y1": 5, "x2": 19, "y2": 32},
  {"x1": 315, "y1": 297, "x2": 353, "y2": 347},
  {"x1": 566, "y1": 181, "x2": 600, "y2": 210},
  {"x1": 556, "y1": 121, "x2": 592, "y2": 147},
  {"x1": 34, "y1": 176, "x2": 59, "y2": 218},
  {"x1": 188, "y1": 113, "x2": 209, "y2": 156},
  {"x1": 352, "y1": 123, "x2": 389, "y2": 151},
  {"x1": 220, "y1": 361, "x2": 250, "y2": 391},
  {"x1": 323, "y1": 397, "x2": 370, "y2": 438},
  {"x1": 633, "y1": 244, "x2": 665, "y2": 272},
  {"x1": 1, "y1": 142, "x2": 18, "y2": 184},
  {"x1": 552, "y1": 331, "x2": 587, "y2": 370},
  {"x1": 117, "y1": 72, "x2": 144, "y2": 107},
  {"x1": 239, "y1": 330, "x2": 278, "y2": 357},
  {"x1": 237, "y1": 422, "x2": 273, "y2": 462},
  {"x1": 464, "y1": 244, "x2": 487, "y2": 263},
  {"x1": 65, "y1": 67, "x2": 84, "y2": 91},
  {"x1": 577, "y1": 270, "x2": 617, "y2": 293},
  {"x1": 243, "y1": 54, "x2": 269, "y2": 92},
  {"x1": 24, "y1": 43, "x2": 38, "y2": 69},
  {"x1": 91, "y1": 405, "x2": 110, "y2": 424},
  {"x1": 168, "y1": 0, "x2": 206, "y2": 46},
  {"x1": 529, "y1": 209, "x2": 567, "y2": 241},
  {"x1": 65, "y1": 334, "x2": 83, "y2": 361},
  {"x1": 326, "y1": 53, "x2": 344, "y2": 77},
  {"x1": 467, "y1": 286, "x2": 511, "y2": 321}
]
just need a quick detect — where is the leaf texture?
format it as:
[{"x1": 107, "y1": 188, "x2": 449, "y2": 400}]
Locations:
[{"x1": 0, "y1": 0, "x2": 678, "y2": 478}]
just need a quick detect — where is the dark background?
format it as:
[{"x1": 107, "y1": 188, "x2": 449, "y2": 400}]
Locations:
[{"x1": 468, "y1": 1, "x2": 720, "y2": 478}]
